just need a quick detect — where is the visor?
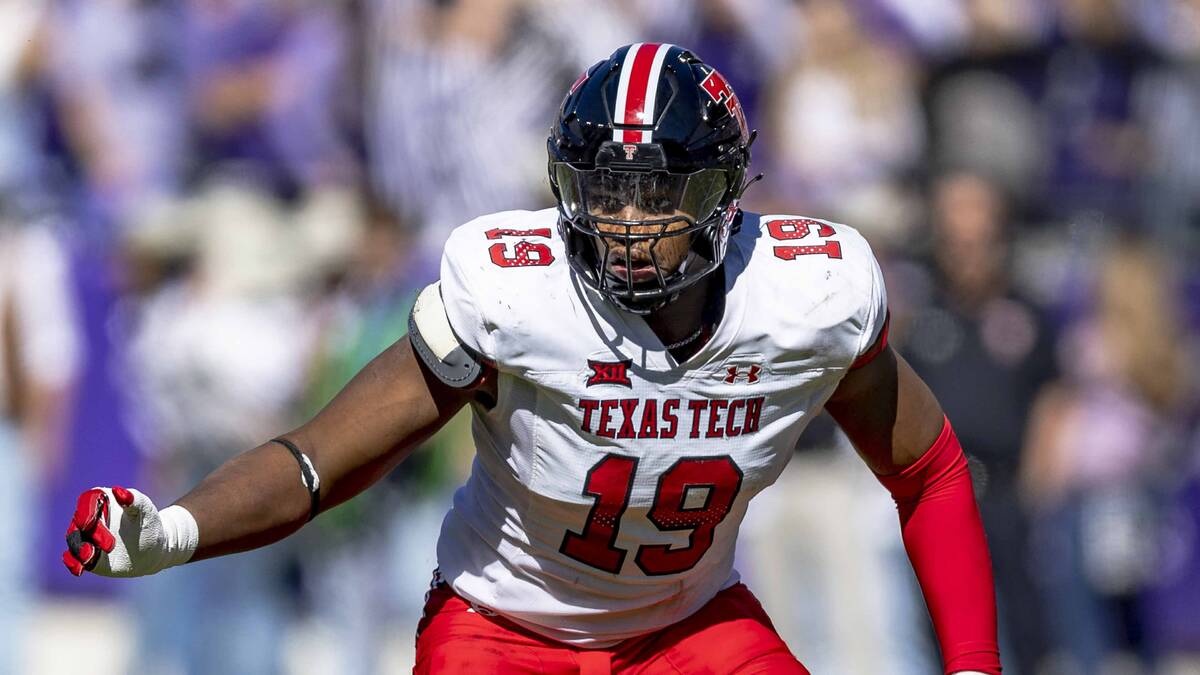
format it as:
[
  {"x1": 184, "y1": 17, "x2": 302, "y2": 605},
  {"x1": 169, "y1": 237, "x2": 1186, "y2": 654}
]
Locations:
[{"x1": 553, "y1": 164, "x2": 729, "y2": 225}]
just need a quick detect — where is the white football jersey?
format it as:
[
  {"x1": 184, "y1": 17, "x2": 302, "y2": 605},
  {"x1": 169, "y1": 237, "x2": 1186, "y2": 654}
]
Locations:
[{"x1": 434, "y1": 207, "x2": 887, "y2": 646}]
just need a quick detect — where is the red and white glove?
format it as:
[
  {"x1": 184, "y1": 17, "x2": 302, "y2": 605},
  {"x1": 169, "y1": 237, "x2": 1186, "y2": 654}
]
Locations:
[{"x1": 63, "y1": 486, "x2": 198, "y2": 578}]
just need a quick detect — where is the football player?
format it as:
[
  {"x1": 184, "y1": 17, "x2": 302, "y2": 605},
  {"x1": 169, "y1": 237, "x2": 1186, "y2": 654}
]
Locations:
[{"x1": 64, "y1": 44, "x2": 1001, "y2": 674}]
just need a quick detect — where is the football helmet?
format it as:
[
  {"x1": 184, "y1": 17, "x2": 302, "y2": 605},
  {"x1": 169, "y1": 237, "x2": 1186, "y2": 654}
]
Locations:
[{"x1": 548, "y1": 43, "x2": 754, "y2": 314}]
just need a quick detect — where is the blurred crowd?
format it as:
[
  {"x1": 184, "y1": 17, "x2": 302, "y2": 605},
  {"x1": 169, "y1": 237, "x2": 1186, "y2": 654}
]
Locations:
[{"x1": 3, "y1": 0, "x2": 1200, "y2": 673}]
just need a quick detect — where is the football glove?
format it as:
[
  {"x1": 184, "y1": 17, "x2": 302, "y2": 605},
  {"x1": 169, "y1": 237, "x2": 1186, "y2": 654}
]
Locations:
[{"x1": 63, "y1": 486, "x2": 198, "y2": 577}]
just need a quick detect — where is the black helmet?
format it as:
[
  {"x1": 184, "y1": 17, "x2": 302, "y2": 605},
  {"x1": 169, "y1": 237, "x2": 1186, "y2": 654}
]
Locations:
[{"x1": 548, "y1": 43, "x2": 754, "y2": 314}]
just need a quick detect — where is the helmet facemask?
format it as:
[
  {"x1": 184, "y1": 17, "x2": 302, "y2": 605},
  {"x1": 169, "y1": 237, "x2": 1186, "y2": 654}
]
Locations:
[
  {"x1": 551, "y1": 147, "x2": 738, "y2": 314},
  {"x1": 547, "y1": 44, "x2": 754, "y2": 314}
]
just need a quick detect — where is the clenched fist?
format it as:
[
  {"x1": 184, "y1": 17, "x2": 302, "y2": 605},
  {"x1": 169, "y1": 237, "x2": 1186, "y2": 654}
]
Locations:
[{"x1": 63, "y1": 486, "x2": 198, "y2": 577}]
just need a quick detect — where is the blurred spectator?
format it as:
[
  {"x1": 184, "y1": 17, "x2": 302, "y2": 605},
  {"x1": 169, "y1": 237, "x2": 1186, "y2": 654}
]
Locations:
[
  {"x1": 739, "y1": 438, "x2": 942, "y2": 675},
  {"x1": 118, "y1": 177, "x2": 351, "y2": 674},
  {"x1": 922, "y1": 57, "x2": 1045, "y2": 206},
  {"x1": 294, "y1": 196, "x2": 475, "y2": 672},
  {"x1": 924, "y1": 0, "x2": 1173, "y2": 227},
  {"x1": 679, "y1": 0, "x2": 794, "y2": 129},
  {"x1": 0, "y1": 218, "x2": 82, "y2": 672},
  {"x1": 0, "y1": 0, "x2": 52, "y2": 200},
  {"x1": 898, "y1": 170, "x2": 1058, "y2": 675},
  {"x1": 761, "y1": 0, "x2": 924, "y2": 244},
  {"x1": 1131, "y1": 0, "x2": 1200, "y2": 250},
  {"x1": 44, "y1": 0, "x2": 186, "y2": 227},
  {"x1": 532, "y1": 0, "x2": 685, "y2": 68},
  {"x1": 182, "y1": 0, "x2": 359, "y2": 198},
  {"x1": 1142, "y1": 426, "x2": 1200, "y2": 671},
  {"x1": 758, "y1": 0, "x2": 926, "y2": 241},
  {"x1": 919, "y1": 0, "x2": 1049, "y2": 201},
  {"x1": 1022, "y1": 241, "x2": 1193, "y2": 674},
  {"x1": 1038, "y1": 0, "x2": 1164, "y2": 223},
  {"x1": 868, "y1": 0, "x2": 972, "y2": 56},
  {"x1": 962, "y1": 0, "x2": 1049, "y2": 53},
  {"x1": 364, "y1": 0, "x2": 580, "y2": 276}
]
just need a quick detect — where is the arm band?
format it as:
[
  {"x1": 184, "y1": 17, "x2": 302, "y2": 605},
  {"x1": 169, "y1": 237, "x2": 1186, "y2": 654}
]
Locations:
[
  {"x1": 271, "y1": 437, "x2": 321, "y2": 522},
  {"x1": 875, "y1": 418, "x2": 1002, "y2": 675}
]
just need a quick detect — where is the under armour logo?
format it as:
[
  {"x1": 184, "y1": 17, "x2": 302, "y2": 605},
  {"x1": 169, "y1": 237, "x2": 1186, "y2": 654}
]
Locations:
[
  {"x1": 587, "y1": 359, "x2": 633, "y2": 387},
  {"x1": 622, "y1": 144, "x2": 638, "y2": 161},
  {"x1": 724, "y1": 365, "x2": 761, "y2": 384}
]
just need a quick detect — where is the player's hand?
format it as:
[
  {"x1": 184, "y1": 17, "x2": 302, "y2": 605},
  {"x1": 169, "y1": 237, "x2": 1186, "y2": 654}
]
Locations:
[{"x1": 62, "y1": 486, "x2": 198, "y2": 578}]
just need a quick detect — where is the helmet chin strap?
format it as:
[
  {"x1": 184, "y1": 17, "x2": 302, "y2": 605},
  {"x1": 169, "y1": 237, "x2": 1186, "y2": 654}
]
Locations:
[{"x1": 611, "y1": 294, "x2": 674, "y2": 316}]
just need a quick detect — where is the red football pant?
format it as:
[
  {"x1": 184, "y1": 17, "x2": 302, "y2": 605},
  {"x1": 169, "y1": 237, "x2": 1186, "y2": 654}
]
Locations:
[{"x1": 414, "y1": 582, "x2": 809, "y2": 674}]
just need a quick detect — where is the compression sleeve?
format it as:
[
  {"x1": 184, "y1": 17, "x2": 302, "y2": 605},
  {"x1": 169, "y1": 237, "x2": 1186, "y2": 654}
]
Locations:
[{"x1": 875, "y1": 418, "x2": 1002, "y2": 675}]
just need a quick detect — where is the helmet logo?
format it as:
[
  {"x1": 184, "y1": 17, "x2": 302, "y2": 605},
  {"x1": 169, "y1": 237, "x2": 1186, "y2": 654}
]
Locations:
[
  {"x1": 622, "y1": 144, "x2": 638, "y2": 161},
  {"x1": 700, "y1": 68, "x2": 749, "y2": 138}
]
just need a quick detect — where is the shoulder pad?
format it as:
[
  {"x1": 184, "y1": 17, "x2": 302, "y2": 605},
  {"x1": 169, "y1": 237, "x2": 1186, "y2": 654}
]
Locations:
[{"x1": 408, "y1": 282, "x2": 485, "y2": 389}]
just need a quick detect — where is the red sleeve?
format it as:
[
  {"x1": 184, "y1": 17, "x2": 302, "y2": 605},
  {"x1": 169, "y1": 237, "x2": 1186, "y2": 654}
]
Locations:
[{"x1": 875, "y1": 417, "x2": 1002, "y2": 675}]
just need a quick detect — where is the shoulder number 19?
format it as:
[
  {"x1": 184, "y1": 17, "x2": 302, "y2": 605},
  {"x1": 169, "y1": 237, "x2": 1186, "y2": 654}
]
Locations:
[{"x1": 767, "y1": 218, "x2": 842, "y2": 260}]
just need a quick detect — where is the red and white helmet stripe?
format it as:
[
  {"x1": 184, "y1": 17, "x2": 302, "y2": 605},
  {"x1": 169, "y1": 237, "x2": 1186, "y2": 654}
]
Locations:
[{"x1": 611, "y1": 43, "x2": 673, "y2": 144}]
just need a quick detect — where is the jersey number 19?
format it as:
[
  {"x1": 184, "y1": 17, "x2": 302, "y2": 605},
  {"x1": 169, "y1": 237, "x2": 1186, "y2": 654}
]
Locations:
[{"x1": 560, "y1": 454, "x2": 743, "y2": 576}]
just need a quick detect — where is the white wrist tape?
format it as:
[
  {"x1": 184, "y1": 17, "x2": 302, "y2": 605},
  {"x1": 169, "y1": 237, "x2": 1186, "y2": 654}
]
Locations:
[
  {"x1": 156, "y1": 505, "x2": 200, "y2": 572},
  {"x1": 95, "y1": 489, "x2": 200, "y2": 577}
]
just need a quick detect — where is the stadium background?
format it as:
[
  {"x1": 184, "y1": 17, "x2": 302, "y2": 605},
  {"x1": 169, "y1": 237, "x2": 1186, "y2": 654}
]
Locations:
[{"x1": 3, "y1": 0, "x2": 1200, "y2": 673}]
